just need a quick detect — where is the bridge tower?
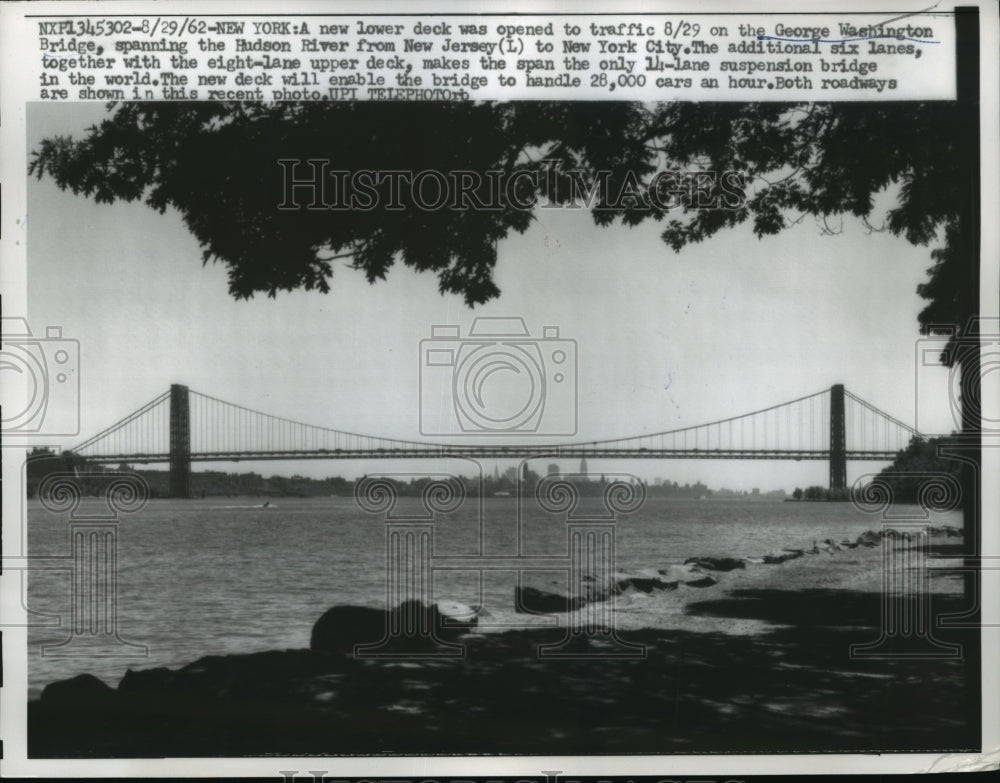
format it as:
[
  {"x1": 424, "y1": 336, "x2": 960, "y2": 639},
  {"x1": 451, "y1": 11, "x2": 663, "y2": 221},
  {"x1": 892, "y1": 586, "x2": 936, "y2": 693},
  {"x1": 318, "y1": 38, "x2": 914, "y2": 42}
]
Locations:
[
  {"x1": 829, "y1": 383, "x2": 847, "y2": 490},
  {"x1": 169, "y1": 384, "x2": 191, "y2": 498}
]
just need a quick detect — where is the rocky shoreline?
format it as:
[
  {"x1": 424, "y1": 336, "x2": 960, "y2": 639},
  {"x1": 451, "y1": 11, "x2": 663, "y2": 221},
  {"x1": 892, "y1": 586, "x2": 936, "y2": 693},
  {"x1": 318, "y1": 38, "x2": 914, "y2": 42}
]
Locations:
[
  {"x1": 29, "y1": 525, "x2": 976, "y2": 757},
  {"x1": 512, "y1": 525, "x2": 962, "y2": 616}
]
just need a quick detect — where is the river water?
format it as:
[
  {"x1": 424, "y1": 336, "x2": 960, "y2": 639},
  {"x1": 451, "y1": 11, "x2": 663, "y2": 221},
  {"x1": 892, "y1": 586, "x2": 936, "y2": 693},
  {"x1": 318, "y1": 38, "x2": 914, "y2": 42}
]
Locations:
[{"x1": 25, "y1": 495, "x2": 959, "y2": 698}]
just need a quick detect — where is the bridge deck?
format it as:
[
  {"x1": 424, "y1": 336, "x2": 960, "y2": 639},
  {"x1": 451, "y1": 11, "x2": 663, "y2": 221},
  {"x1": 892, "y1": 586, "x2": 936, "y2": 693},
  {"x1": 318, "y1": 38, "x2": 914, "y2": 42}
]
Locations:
[
  {"x1": 69, "y1": 384, "x2": 920, "y2": 494},
  {"x1": 83, "y1": 448, "x2": 902, "y2": 463}
]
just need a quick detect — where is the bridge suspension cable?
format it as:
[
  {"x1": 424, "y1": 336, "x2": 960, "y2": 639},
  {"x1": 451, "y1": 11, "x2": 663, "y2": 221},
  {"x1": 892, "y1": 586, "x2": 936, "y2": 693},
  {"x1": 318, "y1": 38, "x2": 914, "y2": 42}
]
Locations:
[
  {"x1": 186, "y1": 390, "x2": 443, "y2": 457},
  {"x1": 72, "y1": 390, "x2": 171, "y2": 458},
  {"x1": 844, "y1": 389, "x2": 922, "y2": 455},
  {"x1": 68, "y1": 383, "x2": 923, "y2": 464},
  {"x1": 565, "y1": 387, "x2": 833, "y2": 456}
]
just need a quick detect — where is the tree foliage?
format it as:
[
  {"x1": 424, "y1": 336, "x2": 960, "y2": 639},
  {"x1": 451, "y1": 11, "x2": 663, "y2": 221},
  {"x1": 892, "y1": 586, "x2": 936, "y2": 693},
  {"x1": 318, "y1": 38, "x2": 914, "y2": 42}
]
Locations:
[
  {"x1": 874, "y1": 435, "x2": 964, "y2": 505},
  {"x1": 31, "y1": 101, "x2": 973, "y2": 341}
]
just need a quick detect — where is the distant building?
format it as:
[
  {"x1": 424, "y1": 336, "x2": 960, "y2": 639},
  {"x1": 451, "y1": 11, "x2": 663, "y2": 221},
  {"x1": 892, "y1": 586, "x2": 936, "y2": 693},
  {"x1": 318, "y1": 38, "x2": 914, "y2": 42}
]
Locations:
[
  {"x1": 547, "y1": 463, "x2": 560, "y2": 476},
  {"x1": 580, "y1": 456, "x2": 589, "y2": 475}
]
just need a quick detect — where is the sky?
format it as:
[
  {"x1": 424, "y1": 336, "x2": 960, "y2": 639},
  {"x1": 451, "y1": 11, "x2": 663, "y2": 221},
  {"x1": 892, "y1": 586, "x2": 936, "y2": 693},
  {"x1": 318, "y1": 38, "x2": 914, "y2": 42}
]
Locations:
[{"x1": 22, "y1": 101, "x2": 960, "y2": 491}]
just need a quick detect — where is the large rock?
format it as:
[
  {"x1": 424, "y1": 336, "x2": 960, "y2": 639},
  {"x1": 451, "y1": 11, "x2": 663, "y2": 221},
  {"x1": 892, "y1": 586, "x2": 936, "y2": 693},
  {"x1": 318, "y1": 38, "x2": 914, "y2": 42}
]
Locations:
[
  {"x1": 658, "y1": 563, "x2": 703, "y2": 582},
  {"x1": 682, "y1": 575, "x2": 718, "y2": 588},
  {"x1": 515, "y1": 585, "x2": 585, "y2": 614},
  {"x1": 856, "y1": 530, "x2": 881, "y2": 547},
  {"x1": 574, "y1": 569, "x2": 685, "y2": 601},
  {"x1": 118, "y1": 666, "x2": 175, "y2": 694},
  {"x1": 119, "y1": 650, "x2": 325, "y2": 705},
  {"x1": 436, "y1": 599, "x2": 480, "y2": 630},
  {"x1": 40, "y1": 673, "x2": 116, "y2": 707},
  {"x1": 762, "y1": 550, "x2": 804, "y2": 564},
  {"x1": 310, "y1": 600, "x2": 476, "y2": 654},
  {"x1": 310, "y1": 605, "x2": 389, "y2": 653},
  {"x1": 657, "y1": 563, "x2": 720, "y2": 587},
  {"x1": 395, "y1": 599, "x2": 479, "y2": 637},
  {"x1": 610, "y1": 574, "x2": 680, "y2": 595},
  {"x1": 684, "y1": 556, "x2": 745, "y2": 572}
]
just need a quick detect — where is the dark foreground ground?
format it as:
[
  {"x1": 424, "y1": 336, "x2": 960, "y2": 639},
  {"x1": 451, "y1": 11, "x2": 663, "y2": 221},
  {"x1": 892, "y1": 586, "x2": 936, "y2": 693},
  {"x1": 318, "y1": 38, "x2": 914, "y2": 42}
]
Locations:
[{"x1": 29, "y1": 584, "x2": 979, "y2": 757}]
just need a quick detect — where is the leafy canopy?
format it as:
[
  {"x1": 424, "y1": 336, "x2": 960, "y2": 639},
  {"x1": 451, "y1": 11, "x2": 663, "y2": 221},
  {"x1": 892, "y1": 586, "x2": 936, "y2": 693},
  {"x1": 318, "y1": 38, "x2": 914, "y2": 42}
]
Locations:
[{"x1": 31, "y1": 101, "x2": 971, "y2": 338}]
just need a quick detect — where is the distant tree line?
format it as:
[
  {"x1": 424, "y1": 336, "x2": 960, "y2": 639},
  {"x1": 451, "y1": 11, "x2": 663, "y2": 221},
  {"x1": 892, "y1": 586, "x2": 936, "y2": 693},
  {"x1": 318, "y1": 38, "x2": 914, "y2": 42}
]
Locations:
[
  {"x1": 27, "y1": 450, "x2": 722, "y2": 501},
  {"x1": 646, "y1": 480, "x2": 712, "y2": 498},
  {"x1": 790, "y1": 486, "x2": 850, "y2": 502},
  {"x1": 788, "y1": 436, "x2": 963, "y2": 505},
  {"x1": 869, "y1": 435, "x2": 963, "y2": 505}
]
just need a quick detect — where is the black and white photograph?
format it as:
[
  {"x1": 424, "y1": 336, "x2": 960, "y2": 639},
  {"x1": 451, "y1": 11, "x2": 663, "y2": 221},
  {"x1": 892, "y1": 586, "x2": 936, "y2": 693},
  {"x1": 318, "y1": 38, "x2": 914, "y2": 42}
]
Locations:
[{"x1": 1, "y1": 0, "x2": 997, "y2": 776}]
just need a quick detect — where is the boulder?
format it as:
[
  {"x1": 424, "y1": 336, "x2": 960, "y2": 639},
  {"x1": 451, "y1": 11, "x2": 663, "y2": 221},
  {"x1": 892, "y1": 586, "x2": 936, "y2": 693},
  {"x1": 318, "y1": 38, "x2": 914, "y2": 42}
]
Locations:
[
  {"x1": 682, "y1": 575, "x2": 718, "y2": 588},
  {"x1": 683, "y1": 556, "x2": 745, "y2": 572},
  {"x1": 40, "y1": 673, "x2": 116, "y2": 707},
  {"x1": 118, "y1": 667, "x2": 175, "y2": 694},
  {"x1": 435, "y1": 599, "x2": 480, "y2": 632},
  {"x1": 310, "y1": 605, "x2": 390, "y2": 653},
  {"x1": 653, "y1": 563, "x2": 720, "y2": 587},
  {"x1": 311, "y1": 601, "x2": 478, "y2": 654},
  {"x1": 930, "y1": 525, "x2": 962, "y2": 538},
  {"x1": 762, "y1": 550, "x2": 804, "y2": 564},
  {"x1": 392, "y1": 598, "x2": 479, "y2": 639},
  {"x1": 515, "y1": 585, "x2": 585, "y2": 614},
  {"x1": 657, "y1": 563, "x2": 706, "y2": 582},
  {"x1": 611, "y1": 574, "x2": 679, "y2": 594},
  {"x1": 856, "y1": 530, "x2": 881, "y2": 547}
]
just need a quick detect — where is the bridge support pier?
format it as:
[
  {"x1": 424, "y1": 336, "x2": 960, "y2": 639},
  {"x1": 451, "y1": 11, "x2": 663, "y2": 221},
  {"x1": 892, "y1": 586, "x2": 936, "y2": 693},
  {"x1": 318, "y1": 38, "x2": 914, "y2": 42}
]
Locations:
[
  {"x1": 829, "y1": 383, "x2": 847, "y2": 490},
  {"x1": 169, "y1": 384, "x2": 191, "y2": 499}
]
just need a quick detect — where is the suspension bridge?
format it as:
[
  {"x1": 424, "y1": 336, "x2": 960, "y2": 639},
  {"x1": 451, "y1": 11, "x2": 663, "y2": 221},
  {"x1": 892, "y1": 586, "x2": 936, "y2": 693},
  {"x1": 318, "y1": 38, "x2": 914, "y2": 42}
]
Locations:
[{"x1": 66, "y1": 384, "x2": 922, "y2": 498}]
